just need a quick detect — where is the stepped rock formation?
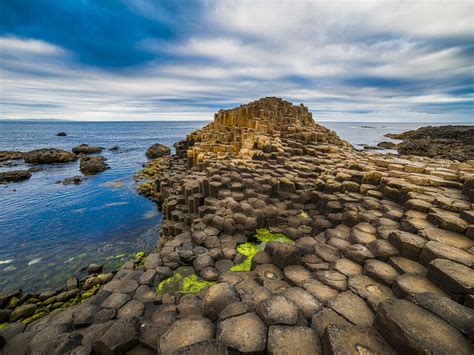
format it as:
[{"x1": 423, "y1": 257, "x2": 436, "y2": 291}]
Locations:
[{"x1": 1, "y1": 98, "x2": 473, "y2": 354}]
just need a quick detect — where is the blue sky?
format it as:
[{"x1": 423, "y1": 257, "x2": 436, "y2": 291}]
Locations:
[{"x1": 0, "y1": 0, "x2": 473, "y2": 121}]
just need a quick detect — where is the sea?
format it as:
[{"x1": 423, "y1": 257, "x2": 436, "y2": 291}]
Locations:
[{"x1": 0, "y1": 120, "x2": 471, "y2": 292}]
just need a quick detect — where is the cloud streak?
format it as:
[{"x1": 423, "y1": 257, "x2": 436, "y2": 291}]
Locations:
[{"x1": 0, "y1": 0, "x2": 472, "y2": 121}]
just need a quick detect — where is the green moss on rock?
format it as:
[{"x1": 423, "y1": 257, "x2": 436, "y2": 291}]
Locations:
[
  {"x1": 231, "y1": 229, "x2": 294, "y2": 272},
  {"x1": 156, "y1": 266, "x2": 215, "y2": 295}
]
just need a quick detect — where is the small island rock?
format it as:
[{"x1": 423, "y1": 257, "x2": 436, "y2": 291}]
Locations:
[
  {"x1": 0, "y1": 170, "x2": 31, "y2": 183},
  {"x1": 24, "y1": 148, "x2": 78, "y2": 164},
  {"x1": 79, "y1": 156, "x2": 108, "y2": 175},
  {"x1": 72, "y1": 144, "x2": 103, "y2": 155},
  {"x1": 56, "y1": 132, "x2": 67, "y2": 137}
]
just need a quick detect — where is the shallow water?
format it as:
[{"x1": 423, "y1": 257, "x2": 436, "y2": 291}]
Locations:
[{"x1": 0, "y1": 120, "x2": 207, "y2": 291}]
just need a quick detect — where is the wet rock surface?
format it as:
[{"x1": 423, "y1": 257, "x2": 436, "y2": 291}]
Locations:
[{"x1": 1, "y1": 98, "x2": 473, "y2": 354}]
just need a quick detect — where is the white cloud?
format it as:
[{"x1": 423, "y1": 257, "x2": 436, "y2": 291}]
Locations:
[{"x1": 0, "y1": 0, "x2": 473, "y2": 122}]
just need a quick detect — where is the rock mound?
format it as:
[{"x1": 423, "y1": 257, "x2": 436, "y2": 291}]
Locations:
[
  {"x1": 24, "y1": 148, "x2": 78, "y2": 164},
  {"x1": 72, "y1": 144, "x2": 103, "y2": 155},
  {"x1": 56, "y1": 132, "x2": 67, "y2": 137},
  {"x1": 385, "y1": 125, "x2": 474, "y2": 161},
  {"x1": 0, "y1": 170, "x2": 31, "y2": 183},
  {"x1": 79, "y1": 156, "x2": 108, "y2": 175},
  {"x1": 146, "y1": 143, "x2": 171, "y2": 159}
]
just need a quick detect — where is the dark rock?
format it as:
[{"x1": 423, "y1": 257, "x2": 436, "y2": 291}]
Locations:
[
  {"x1": 375, "y1": 298, "x2": 472, "y2": 354},
  {"x1": 0, "y1": 309, "x2": 12, "y2": 323},
  {"x1": 72, "y1": 144, "x2": 103, "y2": 154},
  {"x1": 377, "y1": 141, "x2": 397, "y2": 149},
  {"x1": 173, "y1": 339, "x2": 228, "y2": 355},
  {"x1": 28, "y1": 323, "x2": 73, "y2": 354},
  {"x1": 58, "y1": 176, "x2": 85, "y2": 185},
  {"x1": 72, "y1": 303, "x2": 100, "y2": 327},
  {"x1": 203, "y1": 283, "x2": 240, "y2": 321},
  {"x1": 256, "y1": 295, "x2": 298, "y2": 326},
  {"x1": 407, "y1": 292, "x2": 474, "y2": 340},
  {"x1": 216, "y1": 312, "x2": 267, "y2": 353},
  {"x1": 1, "y1": 331, "x2": 36, "y2": 355},
  {"x1": 56, "y1": 132, "x2": 67, "y2": 136},
  {"x1": 323, "y1": 324, "x2": 395, "y2": 355},
  {"x1": 0, "y1": 151, "x2": 24, "y2": 162},
  {"x1": 94, "y1": 317, "x2": 140, "y2": 355},
  {"x1": 0, "y1": 322, "x2": 26, "y2": 343},
  {"x1": 10, "y1": 304, "x2": 36, "y2": 322},
  {"x1": 386, "y1": 125, "x2": 474, "y2": 161},
  {"x1": 80, "y1": 156, "x2": 108, "y2": 175},
  {"x1": 24, "y1": 148, "x2": 78, "y2": 164},
  {"x1": 159, "y1": 316, "x2": 215, "y2": 354},
  {"x1": 146, "y1": 143, "x2": 171, "y2": 159},
  {"x1": 0, "y1": 170, "x2": 31, "y2": 183},
  {"x1": 282, "y1": 287, "x2": 322, "y2": 319}
]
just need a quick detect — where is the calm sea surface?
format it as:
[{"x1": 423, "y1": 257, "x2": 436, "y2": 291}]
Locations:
[{"x1": 0, "y1": 120, "x2": 471, "y2": 292}]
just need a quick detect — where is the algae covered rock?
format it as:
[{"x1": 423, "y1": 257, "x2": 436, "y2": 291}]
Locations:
[
  {"x1": 24, "y1": 148, "x2": 78, "y2": 164},
  {"x1": 79, "y1": 156, "x2": 108, "y2": 175}
]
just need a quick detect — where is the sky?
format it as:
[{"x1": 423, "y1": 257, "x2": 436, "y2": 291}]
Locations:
[{"x1": 0, "y1": 0, "x2": 473, "y2": 122}]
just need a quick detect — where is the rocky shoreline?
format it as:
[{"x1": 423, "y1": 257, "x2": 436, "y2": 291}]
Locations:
[
  {"x1": 1, "y1": 97, "x2": 473, "y2": 354},
  {"x1": 385, "y1": 125, "x2": 474, "y2": 161}
]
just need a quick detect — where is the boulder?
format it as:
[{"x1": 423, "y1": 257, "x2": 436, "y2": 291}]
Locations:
[
  {"x1": 146, "y1": 143, "x2": 171, "y2": 159},
  {"x1": 56, "y1": 132, "x2": 67, "y2": 136},
  {"x1": 79, "y1": 156, "x2": 108, "y2": 175},
  {"x1": 24, "y1": 148, "x2": 77, "y2": 164},
  {"x1": 72, "y1": 144, "x2": 102, "y2": 154},
  {"x1": 10, "y1": 304, "x2": 36, "y2": 322},
  {"x1": 0, "y1": 170, "x2": 31, "y2": 183}
]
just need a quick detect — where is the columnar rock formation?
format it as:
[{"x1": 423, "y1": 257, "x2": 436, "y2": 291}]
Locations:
[{"x1": 1, "y1": 98, "x2": 473, "y2": 354}]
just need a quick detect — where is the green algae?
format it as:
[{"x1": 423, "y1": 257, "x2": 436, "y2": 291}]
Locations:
[
  {"x1": 255, "y1": 228, "x2": 295, "y2": 244},
  {"x1": 230, "y1": 242, "x2": 264, "y2": 272},
  {"x1": 156, "y1": 266, "x2": 215, "y2": 295},
  {"x1": 0, "y1": 322, "x2": 10, "y2": 329},
  {"x1": 230, "y1": 229, "x2": 294, "y2": 272}
]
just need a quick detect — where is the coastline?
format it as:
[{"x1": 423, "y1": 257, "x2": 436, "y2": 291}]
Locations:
[{"x1": 1, "y1": 99, "x2": 473, "y2": 353}]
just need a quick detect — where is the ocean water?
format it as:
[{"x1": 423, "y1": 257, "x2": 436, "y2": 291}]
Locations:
[
  {"x1": 0, "y1": 120, "x2": 471, "y2": 292},
  {"x1": 0, "y1": 121, "x2": 206, "y2": 292}
]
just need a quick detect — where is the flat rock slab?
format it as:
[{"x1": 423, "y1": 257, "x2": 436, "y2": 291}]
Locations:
[
  {"x1": 217, "y1": 312, "x2": 267, "y2": 353},
  {"x1": 428, "y1": 258, "x2": 474, "y2": 296},
  {"x1": 268, "y1": 325, "x2": 322, "y2": 355},
  {"x1": 408, "y1": 292, "x2": 474, "y2": 340},
  {"x1": 328, "y1": 290, "x2": 374, "y2": 326},
  {"x1": 204, "y1": 283, "x2": 240, "y2": 321},
  {"x1": 393, "y1": 273, "x2": 448, "y2": 298},
  {"x1": 94, "y1": 317, "x2": 139, "y2": 355},
  {"x1": 256, "y1": 295, "x2": 298, "y2": 326},
  {"x1": 282, "y1": 287, "x2": 322, "y2": 319},
  {"x1": 323, "y1": 324, "x2": 395, "y2": 355},
  {"x1": 159, "y1": 316, "x2": 215, "y2": 355},
  {"x1": 311, "y1": 308, "x2": 350, "y2": 336},
  {"x1": 375, "y1": 298, "x2": 472, "y2": 354}
]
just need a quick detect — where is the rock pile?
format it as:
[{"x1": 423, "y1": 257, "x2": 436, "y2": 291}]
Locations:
[
  {"x1": 1, "y1": 97, "x2": 473, "y2": 354},
  {"x1": 386, "y1": 125, "x2": 474, "y2": 161}
]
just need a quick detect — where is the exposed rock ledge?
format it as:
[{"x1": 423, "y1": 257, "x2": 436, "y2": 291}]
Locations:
[
  {"x1": 1, "y1": 98, "x2": 473, "y2": 354},
  {"x1": 385, "y1": 125, "x2": 474, "y2": 161}
]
